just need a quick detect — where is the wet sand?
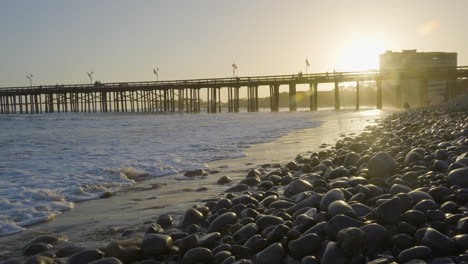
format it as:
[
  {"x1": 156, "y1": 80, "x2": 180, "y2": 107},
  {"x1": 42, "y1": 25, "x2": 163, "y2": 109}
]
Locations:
[{"x1": 0, "y1": 109, "x2": 394, "y2": 257}]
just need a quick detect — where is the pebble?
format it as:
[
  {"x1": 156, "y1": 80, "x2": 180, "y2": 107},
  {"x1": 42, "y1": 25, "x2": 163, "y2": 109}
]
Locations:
[
  {"x1": 336, "y1": 227, "x2": 367, "y2": 256},
  {"x1": 397, "y1": 246, "x2": 432, "y2": 263},
  {"x1": 157, "y1": 214, "x2": 173, "y2": 228},
  {"x1": 255, "y1": 243, "x2": 285, "y2": 264},
  {"x1": 104, "y1": 237, "x2": 142, "y2": 263},
  {"x1": 287, "y1": 233, "x2": 321, "y2": 260},
  {"x1": 367, "y1": 152, "x2": 396, "y2": 178},
  {"x1": 208, "y1": 212, "x2": 237, "y2": 233},
  {"x1": 218, "y1": 176, "x2": 233, "y2": 184},
  {"x1": 447, "y1": 167, "x2": 468, "y2": 187},
  {"x1": 182, "y1": 247, "x2": 213, "y2": 264},
  {"x1": 68, "y1": 249, "x2": 104, "y2": 264},
  {"x1": 142, "y1": 234, "x2": 173, "y2": 256},
  {"x1": 283, "y1": 180, "x2": 314, "y2": 197}
]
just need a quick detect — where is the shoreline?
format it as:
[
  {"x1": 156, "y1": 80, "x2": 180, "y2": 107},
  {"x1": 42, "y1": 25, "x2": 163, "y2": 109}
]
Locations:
[{"x1": 0, "y1": 109, "x2": 392, "y2": 259}]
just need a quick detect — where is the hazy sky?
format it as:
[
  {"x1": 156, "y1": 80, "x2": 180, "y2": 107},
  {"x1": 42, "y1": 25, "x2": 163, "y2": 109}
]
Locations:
[{"x1": 1, "y1": 0, "x2": 467, "y2": 87}]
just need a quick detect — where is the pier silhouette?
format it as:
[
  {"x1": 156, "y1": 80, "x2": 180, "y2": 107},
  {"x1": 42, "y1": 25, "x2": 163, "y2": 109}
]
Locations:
[{"x1": 0, "y1": 67, "x2": 467, "y2": 114}]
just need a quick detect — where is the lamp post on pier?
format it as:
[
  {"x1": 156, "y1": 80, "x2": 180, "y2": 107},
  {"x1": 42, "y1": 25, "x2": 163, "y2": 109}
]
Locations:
[
  {"x1": 305, "y1": 59, "x2": 310, "y2": 74},
  {"x1": 26, "y1": 74, "x2": 33, "y2": 88},
  {"x1": 87, "y1": 71, "x2": 94, "y2": 84},
  {"x1": 153, "y1": 67, "x2": 159, "y2": 82}
]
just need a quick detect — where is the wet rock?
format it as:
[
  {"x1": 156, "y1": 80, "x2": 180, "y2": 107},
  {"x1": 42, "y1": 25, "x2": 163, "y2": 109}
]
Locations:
[
  {"x1": 412, "y1": 199, "x2": 438, "y2": 213},
  {"x1": 230, "y1": 245, "x2": 254, "y2": 259},
  {"x1": 89, "y1": 258, "x2": 123, "y2": 264},
  {"x1": 360, "y1": 224, "x2": 389, "y2": 255},
  {"x1": 321, "y1": 241, "x2": 347, "y2": 264},
  {"x1": 233, "y1": 223, "x2": 258, "y2": 244},
  {"x1": 214, "y1": 251, "x2": 232, "y2": 264},
  {"x1": 180, "y1": 208, "x2": 204, "y2": 228},
  {"x1": 337, "y1": 227, "x2": 367, "y2": 256},
  {"x1": 284, "y1": 180, "x2": 314, "y2": 197},
  {"x1": 178, "y1": 234, "x2": 199, "y2": 253},
  {"x1": 22, "y1": 243, "x2": 52, "y2": 256},
  {"x1": 256, "y1": 215, "x2": 284, "y2": 231},
  {"x1": 199, "y1": 232, "x2": 222, "y2": 249},
  {"x1": 218, "y1": 176, "x2": 232, "y2": 184},
  {"x1": 404, "y1": 210, "x2": 427, "y2": 227},
  {"x1": 367, "y1": 152, "x2": 396, "y2": 178},
  {"x1": 212, "y1": 199, "x2": 233, "y2": 213},
  {"x1": 457, "y1": 217, "x2": 468, "y2": 233},
  {"x1": 373, "y1": 197, "x2": 402, "y2": 224},
  {"x1": 23, "y1": 256, "x2": 56, "y2": 264},
  {"x1": 240, "y1": 177, "x2": 260, "y2": 187},
  {"x1": 328, "y1": 200, "x2": 355, "y2": 217},
  {"x1": 55, "y1": 244, "x2": 86, "y2": 258},
  {"x1": 320, "y1": 189, "x2": 345, "y2": 211},
  {"x1": 390, "y1": 184, "x2": 412, "y2": 195},
  {"x1": 343, "y1": 152, "x2": 361, "y2": 167},
  {"x1": 326, "y1": 215, "x2": 365, "y2": 240},
  {"x1": 225, "y1": 184, "x2": 250, "y2": 193},
  {"x1": 397, "y1": 246, "x2": 432, "y2": 263},
  {"x1": 255, "y1": 243, "x2": 285, "y2": 264},
  {"x1": 447, "y1": 168, "x2": 468, "y2": 187},
  {"x1": 422, "y1": 228, "x2": 454, "y2": 256},
  {"x1": 287, "y1": 233, "x2": 321, "y2": 260},
  {"x1": 104, "y1": 237, "x2": 142, "y2": 263},
  {"x1": 243, "y1": 234, "x2": 268, "y2": 252},
  {"x1": 265, "y1": 224, "x2": 289, "y2": 243},
  {"x1": 184, "y1": 169, "x2": 207, "y2": 177},
  {"x1": 208, "y1": 212, "x2": 237, "y2": 233},
  {"x1": 141, "y1": 234, "x2": 173, "y2": 256},
  {"x1": 157, "y1": 214, "x2": 173, "y2": 228},
  {"x1": 182, "y1": 247, "x2": 213, "y2": 264},
  {"x1": 68, "y1": 249, "x2": 104, "y2": 264},
  {"x1": 392, "y1": 233, "x2": 415, "y2": 250},
  {"x1": 405, "y1": 149, "x2": 424, "y2": 164}
]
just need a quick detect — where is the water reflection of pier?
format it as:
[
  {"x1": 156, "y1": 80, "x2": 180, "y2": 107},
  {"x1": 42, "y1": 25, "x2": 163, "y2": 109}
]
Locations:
[{"x1": 0, "y1": 67, "x2": 466, "y2": 114}]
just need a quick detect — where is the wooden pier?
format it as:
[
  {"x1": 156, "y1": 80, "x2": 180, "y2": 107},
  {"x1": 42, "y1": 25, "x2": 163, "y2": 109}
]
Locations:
[{"x1": 0, "y1": 67, "x2": 467, "y2": 114}]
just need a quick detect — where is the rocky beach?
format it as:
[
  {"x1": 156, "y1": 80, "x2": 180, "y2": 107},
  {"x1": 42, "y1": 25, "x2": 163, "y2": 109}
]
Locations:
[{"x1": 2, "y1": 100, "x2": 468, "y2": 264}]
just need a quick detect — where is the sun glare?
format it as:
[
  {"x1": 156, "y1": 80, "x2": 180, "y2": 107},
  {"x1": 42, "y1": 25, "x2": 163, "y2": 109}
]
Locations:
[{"x1": 336, "y1": 39, "x2": 386, "y2": 72}]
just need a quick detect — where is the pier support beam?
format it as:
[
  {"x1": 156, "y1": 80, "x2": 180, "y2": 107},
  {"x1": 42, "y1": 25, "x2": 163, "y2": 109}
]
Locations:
[
  {"x1": 334, "y1": 80, "x2": 340, "y2": 111},
  {"x1": 376, "y1": 79, "x2": 383, "y2": 109},
  {"x1": 310, "y1": 82, "x2": 318, "y2": 111},
  {"x1": 247, "y1": 86, "x2": 258, "y2": 112},
  {"x1": 289, "y1": 83, "x2": 297, "y2": 111},
  {"x1": 270, "y1": 84, "x2": 279, "y2": 112}
]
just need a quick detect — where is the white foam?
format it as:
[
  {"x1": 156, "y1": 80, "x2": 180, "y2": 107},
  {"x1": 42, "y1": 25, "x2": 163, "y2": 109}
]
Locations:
[{"x1": 0, "y1": 110, "x2": 322, "y2": 235}]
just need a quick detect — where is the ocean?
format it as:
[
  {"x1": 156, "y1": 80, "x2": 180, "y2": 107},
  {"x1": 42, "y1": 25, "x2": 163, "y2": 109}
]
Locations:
[{"x1": 0, "y1": 110, "x2": 322, "y2": 236}]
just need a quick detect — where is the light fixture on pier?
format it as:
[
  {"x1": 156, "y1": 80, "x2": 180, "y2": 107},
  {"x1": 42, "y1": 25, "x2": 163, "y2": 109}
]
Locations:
[
  {"x1": 153, "y1": 67, "x2": 159, "y2": 82},
  {"x1": 305, "y1": 59, "x2": 310, "y2": 74},
  {"x1": 26, "y1": 74, "x2": 33, "y2": 87},
  {"x1": 87, "y1": 71, "x2": 94, "y2": 84}
]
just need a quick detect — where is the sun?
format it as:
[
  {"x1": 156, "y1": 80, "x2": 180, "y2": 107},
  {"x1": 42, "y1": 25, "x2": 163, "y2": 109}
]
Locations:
[{"x1": 336, "y1": 39, "x2": 386, "y2": 72}]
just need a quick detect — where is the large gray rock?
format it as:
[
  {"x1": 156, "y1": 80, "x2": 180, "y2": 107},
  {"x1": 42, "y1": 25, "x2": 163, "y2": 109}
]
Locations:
[
  {"x1": 283, "y1": 180, "x2": 314, "y2": 197},
  {"x1": 208, "y1": 212, "x2": 237, "y2": 233},
  {"x1": 255, "y1": 243, "x2": 284, "y2": 264},
  {"x1": 142, "y1": 234, "x2": 173, "y2": 256},
  {"x1": 320, "y1": 189, "x2": 345, "y2": 211},
  {"x1": 447, "y1": 168, "x2": 468, "y2": 187},
  {"x1": 367, "y1": 152, "x2": 396, "y2": 178}
]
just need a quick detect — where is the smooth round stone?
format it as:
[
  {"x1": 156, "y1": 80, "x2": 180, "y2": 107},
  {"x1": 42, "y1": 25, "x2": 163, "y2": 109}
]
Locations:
[
  {"x1": 367, "y1": 152, "x2": 396, "y2": 178},
  {"x1": 390, "y1": 184, "x2": 412, "y2": 195},
  {"x1": 214, "y1": 251, "x2": 232, "y2": 264},
  {"x1": 328, "y1": 200, "x2": 355, "y2": 217},
  {"x1": 89, "y1": 258, "x2": 123, "y2": 264},
  {"x1": 230, "y1": 245, "x2": 254, "y2": 259},
  {"x1": 269, "y1": 200, "x2": 294, "y2": 209},
  {"x1": 225, "y1": 184, "x2": 250, "y2": 193},
  {"x1": 255, "y1": 243, "x2": 285, "y2": 264},
  {"x1": 405, "y1": 150, "x2": 423, "y2": 164},
  {"x1": 288, "y1": 233, "x2": 321, "y2": 260},
  {"x1": 240, "y1": 177, "x2": 260, "y2": 187},
  {"x1": 265, "y1": 224, "x2": 290, "y2": 243},
  {"x1": 243, "y1": 234, "x2": 268, "y2": 252},
  {"x1": 212, "y1": 199, "x2": 233, "y2": 213},
  {"x1": 426, "y1": 210, "x2": 445, "y2": 222},
  {"x1": 233, "y1": 223, "x2": 258, "y2": 243},
  {"x1": 412, "y1": 199, "x2": 439, "y2": 213},
  {"x1": 320, "y1": 189, "x2": 345, "y2": 211},
  {"x1": 208, "y1": 212, "x2": 237, "y2": 233},
  {"x1": 22, "y1": 243, "x2": 52, "y2": 256},
  {"x1": 293, "y1": 214, "x2": 316, "y2": 232},
  {"x1": 404, "y1": 210, "x2": 427, "y2": 226},
  {"x1": 326, "y1": 215, "x2": 365, "y2": 240},
  {"x1": 457, "y1": 217, "x2": 468, "y2": 233},
  {"x1": 258, "y1": 180, "x2": 274, "y2": 190},
  {"x1": 429, "y1": 257, "x2": 455, "y2": 264},
  {"x1": 408, "y1": 190, "x2": 434, "y2": 203},
  {"x1": 104, "y1": 237, "x2": 142, "y2": 264},
  {"x1": 343, "y1": 152, "x2": 361, "y2": 167},
  {"x1": 23, "y1": 256, "x2": 56, "y2": 264},
  {"x1": 433, "y1": 160, "x2": 449, "y2": 172},
  {"x1": 441, "y1": 201, "x2": 458, "y2": 214},
  {"x1": 373, "y1": 197, "x2": 402, "y2": 224},
  {"x1": 447, "y1": 168, "x2": 468, "y2": 187},
  {"x1": 142, "y1": 234, "x2": 173, "y2": 256},
  {"x1": 183, "y1": 247, "x2": 213, "y2": 264},
  {"x1": 422, "y1": 228, "x2": 454, "y2": 256},
  {"x1": 321, "y1": 242, "x2": 347, "y2": 264},
  {"x1": 180, "y1": 209, "x2": 204, "y2": 228},
  {"x1": 336, "y1": 227, "x2": 366, "y2": 256},
  {"x1": 392, "y1": 233, "x2": 415, "y2": 250},
  {"x1": 146, "y1": 224, "x2": 164, "y2": 234},
  {"x1": 157, "y1": 214, "x2": 173, "y2": 228},
  {"x1": 217, "y1": 176, "x2": 232, "y2": 184},
  {"x1": 454, "y1": 234, "x2": 468, "y2": 252},
  {"x1": 397, "y1": 246, "x2": 432, "y2": 263},
  {"x1": 178, "y1": 234, "x2": 199, "y2": 253},
  {"x1": 68, "y1": 249, "x2": 104, "y2": 264},
  {"x1": 199, "y1": 232, "x2": 222, "y2": 249},
  {"x1": 220, "y1": 256, "x2": 236, "y2": 264},
  {"x1": 55, "y1": 244, "x2": 86, "y2": 258},
  {"x1": 256, "y1": 215, "x2": 284, "y2": 230},
  {"x1": 284, "y1": 180, "x2": 314, "y2": 197},
  {"x1": 360, "y1": 224, "x2": 389, "y2": 255},
  {"x1": 25, "y1": 235, "x2": 67, "y2": 247}
]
